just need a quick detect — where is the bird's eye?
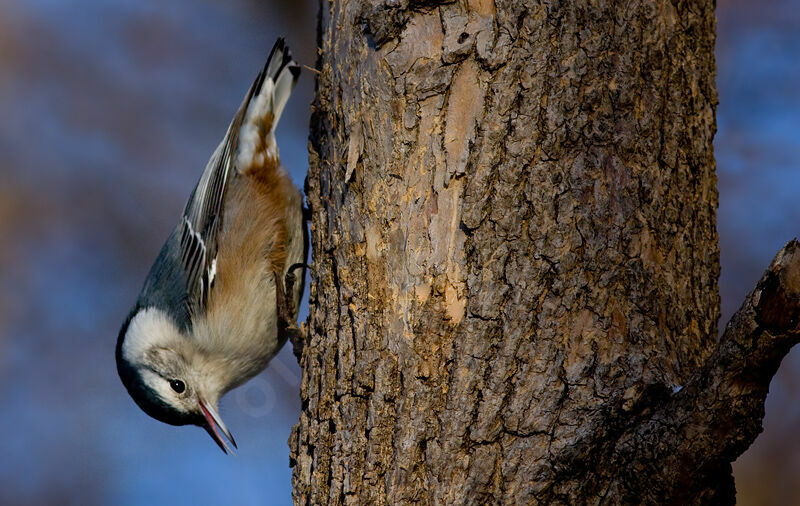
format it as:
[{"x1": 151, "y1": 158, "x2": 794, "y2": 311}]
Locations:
[{"x1": 169, "y1": 379, "x2": 186, "y2": 393}]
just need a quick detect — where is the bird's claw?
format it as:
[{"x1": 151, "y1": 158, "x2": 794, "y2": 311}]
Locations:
[{"x1": 285, "y1": 322, "x2": 305, "y2": 362}]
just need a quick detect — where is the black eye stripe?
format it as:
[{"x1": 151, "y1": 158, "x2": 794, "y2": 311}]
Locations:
[{"x1": 169, "y1": 379, "x2": 186, "y2": 393}]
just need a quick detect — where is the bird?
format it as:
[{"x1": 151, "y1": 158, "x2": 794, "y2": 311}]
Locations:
[{"x1": 116, "y1": 38, "x2": 307, "y2": 454}]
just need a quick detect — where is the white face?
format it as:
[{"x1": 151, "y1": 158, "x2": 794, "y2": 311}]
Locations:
[
  {"x1": 120, "y1": 307, "x2": 237, "y2": 452},
  {"x1": 123, "y1": 308, "x2": 202, "y2": 414}
]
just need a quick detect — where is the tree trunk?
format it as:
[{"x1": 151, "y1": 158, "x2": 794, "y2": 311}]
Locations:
[{"x1": 290, "y1": 0, "x2": 800, "y2": 504}]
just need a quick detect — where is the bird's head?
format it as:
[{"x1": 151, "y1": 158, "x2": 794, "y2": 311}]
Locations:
[{"x1": 116, "y1": 306, "x2": 236, "y2": 453}]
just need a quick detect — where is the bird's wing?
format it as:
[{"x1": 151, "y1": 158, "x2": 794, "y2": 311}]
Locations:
[{"x1": 179, "y1": 38, "x2": 299, "y2": 315}]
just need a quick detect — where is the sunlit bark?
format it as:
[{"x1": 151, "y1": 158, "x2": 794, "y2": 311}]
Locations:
[{"x1": 290, "y1": 1, "x2": 800, "y2": 503}]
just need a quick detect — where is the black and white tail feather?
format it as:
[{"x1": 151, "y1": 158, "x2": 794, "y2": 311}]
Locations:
[{"x1": 175, "y1": 38, "x2": 300, "y2": 318}]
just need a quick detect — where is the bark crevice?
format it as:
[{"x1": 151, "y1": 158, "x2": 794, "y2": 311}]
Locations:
[{"x1": 290, "y1": 0, "x2": 795, "y2": 503}]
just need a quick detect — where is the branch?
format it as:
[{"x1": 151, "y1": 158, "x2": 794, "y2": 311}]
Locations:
[
  {"x1": 610, "y1": 239, "x2": 800, "y2": 503},
  {"x1": 680, "y1": 238, "x2": 800, "y2": 458}
]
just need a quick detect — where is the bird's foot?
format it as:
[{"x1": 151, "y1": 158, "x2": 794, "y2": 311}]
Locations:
[
  {"x1": 284, "y1": 263, "x2": 310, "y2": 316},
  {"x1": 285, "y1": 323, "x2": 305, "y2": 363},
  {"x1": 275, "y1": 269, "x2": 307, "y2": 363}
]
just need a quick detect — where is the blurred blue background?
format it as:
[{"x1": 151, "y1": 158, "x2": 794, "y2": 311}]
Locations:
[{"x1": 0, "y1": 0, "x2": 797, "y2": 504}]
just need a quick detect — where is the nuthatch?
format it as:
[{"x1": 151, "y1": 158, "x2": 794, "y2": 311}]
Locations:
[{"x1": 116, "y1": 39, "x2": 306, "y2": 453}]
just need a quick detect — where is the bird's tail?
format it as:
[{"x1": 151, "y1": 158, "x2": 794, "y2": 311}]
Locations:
[{"x1": 234, "y1": 38, "x2": 300, "y2": 173}]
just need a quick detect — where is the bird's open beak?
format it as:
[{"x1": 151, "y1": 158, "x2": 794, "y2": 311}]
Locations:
[{"x1": 199, "y1": 398, "x2": 237, "y2": 454}]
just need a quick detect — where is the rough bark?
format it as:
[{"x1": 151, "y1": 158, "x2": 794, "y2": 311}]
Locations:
[{"x1": 289, "y1": 0, "x2": 800, "y2": 504}]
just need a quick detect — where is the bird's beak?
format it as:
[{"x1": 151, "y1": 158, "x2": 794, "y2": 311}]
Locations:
[{"x1": 198, "y1": 398, "x2": 237, "y2": 454}]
